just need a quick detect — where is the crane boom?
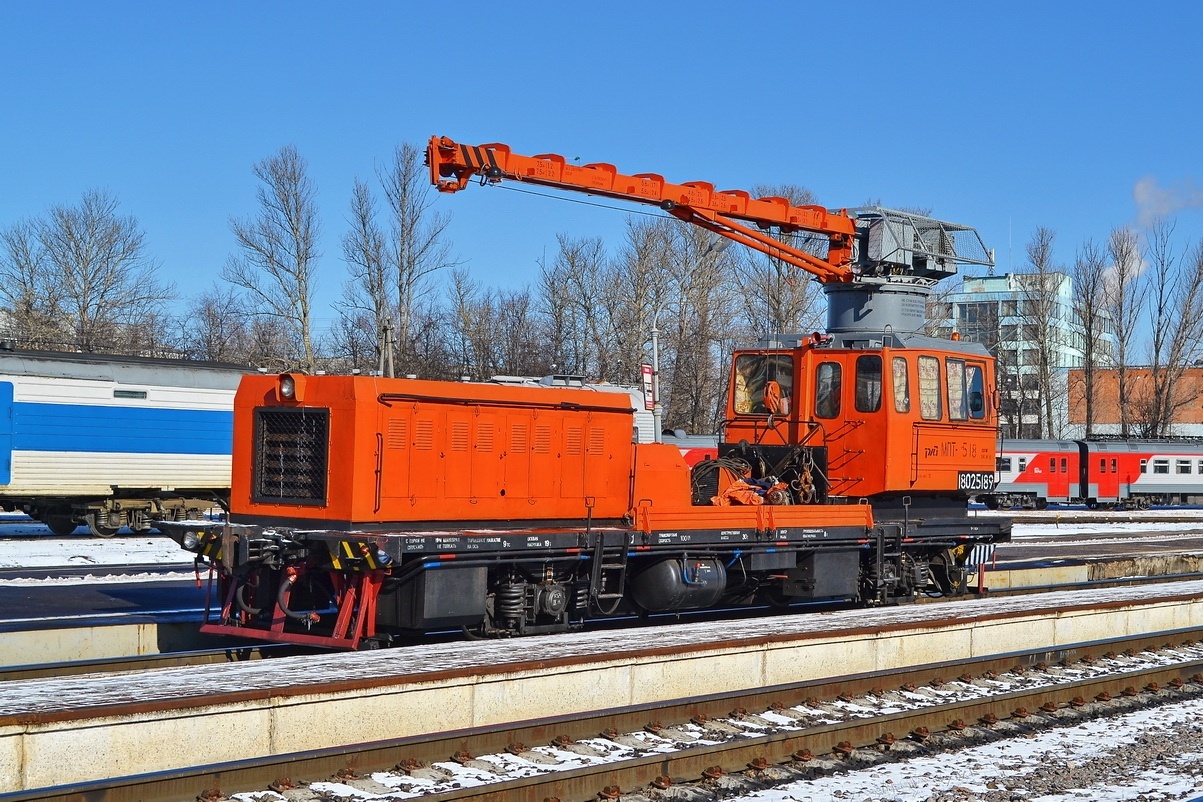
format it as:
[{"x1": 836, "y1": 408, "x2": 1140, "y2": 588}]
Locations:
[
  {"x1": 427, "y1": 135, "x2": 858, "y2": 283},
  {"x1": 427, "y1": 135, "x2": 995, "y2": 336}
]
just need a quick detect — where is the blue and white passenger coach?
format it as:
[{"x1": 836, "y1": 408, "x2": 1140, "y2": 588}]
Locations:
[{"x1": 0, "y1": 346, "x2": 246, "y2": 536}]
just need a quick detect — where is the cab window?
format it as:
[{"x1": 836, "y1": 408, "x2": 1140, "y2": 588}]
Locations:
[
  {"x1": 966, "y1": 363, "x2": 986, "y2": 420},
  {"x1": 947, "y1": 359, "x2": 967, "y2": 420},
  {"x1": 947, "y1": 358, "x2": 986, "y2": 422},
  {"x1": 855, "y1": 355, "x2": 882, "y2": 412},
  {"x1": 814, "y1": 362, "x2": 842, "y2": 418},
  {"x1": 918, "y1": 355, "x2": 941, "y2": 420},
  {"x1": 892, "y1": 357, "x2": 910, "y2": 413},
  {"x1": 732, "y1": 354, "x2": 794, "y2": 415}
]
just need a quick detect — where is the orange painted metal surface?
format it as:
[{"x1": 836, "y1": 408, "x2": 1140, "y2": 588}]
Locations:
[
  {"x1": 232, "y1": 374, "x2": 641, "y2": 526},
  {"x1": 724, "y1": 342, "x2": 999, "y2": 498},
  {"x1": 230, "y1": 372, "x2": 879, "y2": 533},
  {"x1": 427, "y1": 135, "x2": 858, "y2": 283}
]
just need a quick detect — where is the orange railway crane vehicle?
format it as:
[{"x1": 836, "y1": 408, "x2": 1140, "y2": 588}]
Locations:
[{"x1": 161, "y1": 138, "x2": 1010, "y2": 650}]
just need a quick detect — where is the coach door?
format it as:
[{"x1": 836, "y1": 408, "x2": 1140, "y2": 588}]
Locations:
[{"x1": 0, "y1": 382, "x2": 10, "y2": 485}]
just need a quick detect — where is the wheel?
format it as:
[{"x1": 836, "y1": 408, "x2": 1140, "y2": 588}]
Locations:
[
  {"x1": 931, "y1": 550, "x2": 968, "y2": 596},
  {"x1": 1034, "y1": 498, "x2": 1049, "y2": 511},
  {"x1": 85, "y1": 514, "x2": 120, "y2": 538},
  {"x1": 45, "y1": 515, "x2": 79, "y2": 536}
]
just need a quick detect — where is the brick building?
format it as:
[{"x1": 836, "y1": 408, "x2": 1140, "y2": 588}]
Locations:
[{"x1": 1068, "y1": 367, "x2": 1203, "y2": 437}]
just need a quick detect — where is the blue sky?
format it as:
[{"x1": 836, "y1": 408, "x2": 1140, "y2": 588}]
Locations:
[{"x1": 2, "y1": 2, "x2": 1202, "y2": 329}]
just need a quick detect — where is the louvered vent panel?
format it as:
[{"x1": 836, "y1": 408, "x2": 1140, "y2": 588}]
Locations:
[
  {"x1": 566, "y1": 427, "x2": 583, "y2": 456},
  {"x1": 414, "y1": 420, "x2": 434, "y2": 450},
  {"x1": 533, "y1": 425, "x2": 551, "y2": 454},
  {"x1": 451, "y1": 421, "x2": 470, "y2": 452},
  {"x1": 387, "y1": 419, "x2": 407, "y2": 449}
]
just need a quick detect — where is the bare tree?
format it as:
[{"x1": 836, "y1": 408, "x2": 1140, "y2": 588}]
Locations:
[
  {"x1": 1071, "y1": 239, "x2": 1109, "y2": 438},
  {"x1": 1143, "y1": 221, "x2": 1203, "y2": 436},
  {"x1": 537, "y1": 235, "x2": 610, "y2": 378},
  {"x1": 1105, "y1": 226, "x2": 1145, "y2": 438},
  {"x1": 446, "y1": 267, "x2": 495, "y2": 379},
  {"x1": 733, "y1": 184, "x2": 826, "y2": 341},
  {"x1": 406, "y1": 301, "x2": 455, "y2": 380},
  {"x1": 609, "y1": 217, "x2": 676, "y2": 387},
  {"x1": 379, "y1": 143, "x2": 459, "y2": 370},
  {"x1": 223, "y1": 145, "x2": 320, "y2": 373},
  {"x1": 1019, "y1": 227, "x2": 1066, "y2": 437},
  {"x1": 338, "y1": 178, "x2": 389, "y2": 372},
  {"x1": 174, "y1": 284, "x2": 257, "y2": 363},
  {"x1": 244, "y1": 315, "x2": 304, "y2": 373},
  {"x1": 661, "y1": 223, "x2": 739, "y2": 434},
  {"x1": 0, "y1": 220, "x2": 64, "y2": 346},
  {"x1": 323, "y1": 312, "x2": 377, "y2": 374},
  {"x1": 493, "y1": 287, "x2": 550, "y2": 377},
  {"x1": 31, "y1": 190, "x2": 174, "y2": 352}
]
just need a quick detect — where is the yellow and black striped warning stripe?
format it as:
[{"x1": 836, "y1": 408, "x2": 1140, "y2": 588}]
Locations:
[
  {"x1": 458, "y1": 143, "x2": 502, "y2": 175},
  {"x1": 329, "y1": 540, "x2": 384, "y2": 571},
  {"x1": 197, "y1": 532, "x2": 221, "y2": 561}
]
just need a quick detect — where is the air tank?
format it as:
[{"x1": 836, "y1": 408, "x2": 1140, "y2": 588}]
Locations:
[{"x1": 629, "y1": 558, "x2": 727, "y2": 612}]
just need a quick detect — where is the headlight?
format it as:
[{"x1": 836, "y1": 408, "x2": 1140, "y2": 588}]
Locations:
[
  {"x1": 182, "y1": 531, "x2": 200, "y2": 550},
  {"x1": 280, "y1": 375, "x2": 296, "y2": 399}
]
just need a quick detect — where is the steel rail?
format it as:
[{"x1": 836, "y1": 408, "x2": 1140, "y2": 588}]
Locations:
[
  {"x1": 9, "y1": 630, "x2": 1203, "y2": 802},
  {"x1": 0, "y1": 643, "x2": 295, "y2": 682},
  {"x1": 4, "y1": 571, "x2": 1202, "y2": 683}
]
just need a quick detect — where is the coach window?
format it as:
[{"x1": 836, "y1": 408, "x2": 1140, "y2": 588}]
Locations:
[
  {"x1": 814, "y1": 362, "x2": 841, "y2": 419},
  {"x1": 891, "y1": 357, "x2": 910, "y2": 413},
  {"x1": 1154, "y1": 459, "x2": 1170, "y2": 474},
  {"x1": 1099, "y1": 458, "x2": 1106, "y2": 473},
  {"x1": 998, "y1": 456, "x2": 1012, "y2": 472},
  {"x1": 1061, "y1": 457, "x2": 1067, "y2": 472},
  {"x1": 1018, "y1": 457, "x2": 1028, "y2": 472},
  {"x1": 1198, "y1": 459, "x2": 1203, "y2": 474},
  {"x1": 1111, "y1": 459, "x2": 1118, "y2": 472},
  {"x1": 1178, "y1": 459, "x2": 1192, "y2": 474},
  {"x1": 918, "y1": 355, "x2": 941, "y2": 420},
  {"x1": 855, "y1": 355, "x2": 883, "y2": 412},
  {"x1": 1140, "y1": 459, "x2": 1148, "y2": 473},
  {"x1": 1049, "y1": 456, "x2": 1056, "y2": 473}
]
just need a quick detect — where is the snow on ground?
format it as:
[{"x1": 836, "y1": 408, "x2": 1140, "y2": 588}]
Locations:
[
  {"x1": 740, "y1": 698, "x2": 1203, "y2": 802},
  {"x1": 4, "y1": 511, "x2": 1203, "y2": 800},
  {"x1": 0, "y1": 512, "x2": 194, "y2": 582},
  {"x1": 1010, "y1": 521, "x2": 1203, "y2": 540},
  {"x1": 223, "y1": 694, "x2": 1203, "y2": 802}
]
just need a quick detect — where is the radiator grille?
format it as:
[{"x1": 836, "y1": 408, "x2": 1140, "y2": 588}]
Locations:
[{"x1": 253, "y1": 407, "x2": 329, "y2": 505}]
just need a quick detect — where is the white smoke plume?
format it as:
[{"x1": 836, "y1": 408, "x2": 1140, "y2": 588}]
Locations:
[{"x1": 1133, "y1": 176, "x2": 1203, "y2": 228}]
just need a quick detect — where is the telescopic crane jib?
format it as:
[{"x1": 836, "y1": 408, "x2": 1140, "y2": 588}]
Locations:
[{"x1": 426, "y1": 135, "x2": 995, "y2": 336}]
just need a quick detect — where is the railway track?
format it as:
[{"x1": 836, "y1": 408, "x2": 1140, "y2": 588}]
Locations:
[
  {"x1": 12, "y1": 631, "x2": 1203, "y2": 802},
  {"x1": 6, "y1": 572, "x2": 1202, "y2": 681}
]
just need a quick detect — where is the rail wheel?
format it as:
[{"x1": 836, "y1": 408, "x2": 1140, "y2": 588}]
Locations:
[
  {"x1": 930, "y1": 550, "x2": 968, "y2": 596},
  {"x1": 45, "y1": 515, "x2": 78, "y2": 536},
  {"x1": 85, "y1": 513, "x2": 120, "y2": 538}
]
